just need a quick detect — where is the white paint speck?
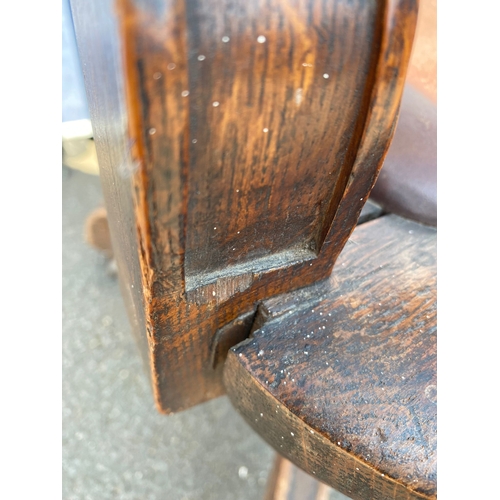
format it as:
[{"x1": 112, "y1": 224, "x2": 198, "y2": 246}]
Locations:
[
  {"x1": 167, "y1": 63, "x2": 176, "y2": 70},
  {"x1": 222, "y1": 36, "x2": 230, "y2": 43},
  {"x1": 197, "y1": 55, "x2": 206, "y2": 61},
  {"x1": 290, "y1": 432, "x2": 294, "y2": 436},
  {"x1": 257, "y1": 35, "x2": 266, "y2": 43},
  {"x1": 263, "y1": 128, "x2": 269, "y2": 133},
  {"x1": 260, "y1": 413, "x2": 263, "y2": 417},
  {"x1": 323, "y1": 73, "x2": 329, "y2": 79},
  {"x1": 258, "y1": 350, "x2": 264, "y2": 356},
  {"x1": 212, "y1": 101, "x2": 220, "y2": 107},
  {"x1": 181, "y1": 90, "x2": 190, "y2": 97},
  {"x1": 238, "y1": 466, "x2": 248, "y2": 479},
  {"x1": 212, "y1": 291, "x2": 216, "y2": 296},
  {"x1": 192, "y1": 139, "x2": 197, "y2": 144},
  {"x1": 153, "y1": 72, "x2": 162, "y2": 79},
  {"x1": 148, "y1": 128, "x2": 156, "y2": 135}
]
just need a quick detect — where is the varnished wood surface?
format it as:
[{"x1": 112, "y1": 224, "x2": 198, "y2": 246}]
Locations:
[
  {"x1": 265, "y1": 455, "x2": 331, "y2": 500},
  {"x1": 73, "y1": 0, "x2": 417, "y2": 412},
  {"x1": 224, "y1": 215, "x2": 437, "y2": 499}
]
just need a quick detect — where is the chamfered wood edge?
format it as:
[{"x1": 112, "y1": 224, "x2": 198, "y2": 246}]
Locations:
[
  {"x1": 318, "y1": 0, "x2": 419, "y2": 268},
  {"x1": 223, "y1": 350, "x2": 434, "y2": 500},
  {"x1": 70, "y1": 0, "x2": 153, "y2": 389}
]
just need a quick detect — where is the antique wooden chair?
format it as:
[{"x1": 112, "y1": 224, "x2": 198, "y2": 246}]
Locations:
[{"x1": 71, "y1": 0, "x2": 436, "y2": 497}]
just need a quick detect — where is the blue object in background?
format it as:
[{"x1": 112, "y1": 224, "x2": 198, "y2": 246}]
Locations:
[{"x1": 62, "y1": 0, "x2": 89, "y2": 122}]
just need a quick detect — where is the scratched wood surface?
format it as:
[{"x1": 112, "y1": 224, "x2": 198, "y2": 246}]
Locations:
[
  {"x1": 72, "y1": 0, "x2": 417, "y2": 412},
  {"x1": 224, "y1": 215, "x2": 437, "y2": 500}
]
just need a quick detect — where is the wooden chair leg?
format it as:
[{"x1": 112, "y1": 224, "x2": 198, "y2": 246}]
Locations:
[{"x1": 265, "y1": 454, "x2": 331, "y2": 500}]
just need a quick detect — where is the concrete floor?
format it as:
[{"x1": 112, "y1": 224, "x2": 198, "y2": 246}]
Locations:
[
  {"x1": 62, "y1": 166, "x2": 275, "y2": 500},
  {"x1": 62, "y1": 166, "x2": 349, "y2": 499}
]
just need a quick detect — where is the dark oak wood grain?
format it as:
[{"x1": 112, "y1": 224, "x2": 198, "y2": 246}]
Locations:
[
  {"x1": 224, "y1": 215, "x2": 437, "y2": 500},
  {"x1": 72, "y1": 0, "x2": 417, "y2": 412}
]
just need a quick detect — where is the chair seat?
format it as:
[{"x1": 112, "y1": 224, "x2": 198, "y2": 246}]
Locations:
[{"x1": 224, "y1": 214, "x2": 437, "y2": 500}]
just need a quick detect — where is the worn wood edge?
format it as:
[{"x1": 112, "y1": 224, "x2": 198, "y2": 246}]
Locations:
[
  {"x1": 318, "y1": 0, "x2": 419, "y2": 271},
  {"x1": 224, "y1": 350, "x2": 434, "y2": 500},
  {"x1": 115, "y1": 0, "x2": 190, "y2": 413},
  {"x1": 70, "y1": 0, "x2": 154, "y2": 390},
  {"x1": 115, "y1": 0, "x2": 161, "y2": 411}
]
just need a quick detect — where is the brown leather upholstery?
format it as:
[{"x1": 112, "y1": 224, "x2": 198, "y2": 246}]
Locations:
[{"x1": 371, "y1": 84, "x2": 437, "y2": 227}]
